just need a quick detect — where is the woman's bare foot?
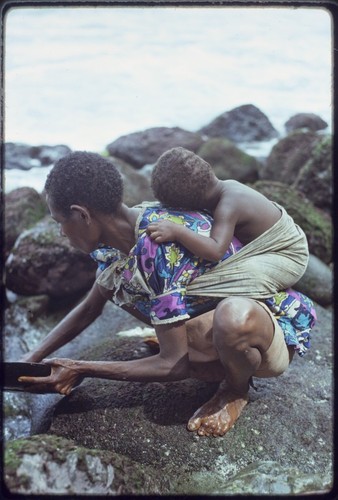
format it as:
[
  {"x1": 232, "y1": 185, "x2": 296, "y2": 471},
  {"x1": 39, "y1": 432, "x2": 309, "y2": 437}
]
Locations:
[{"x1": 187, "y1": 385, "x2": 249, "y2": 437}]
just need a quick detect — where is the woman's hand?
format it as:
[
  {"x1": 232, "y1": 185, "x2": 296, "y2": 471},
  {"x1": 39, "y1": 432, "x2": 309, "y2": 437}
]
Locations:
[
  {"x1": 18, "y1": 358, "x2": 85, "y2": 395},
  {"x1": 147, "y1": 220, "x2": 180, "y2": 243}
]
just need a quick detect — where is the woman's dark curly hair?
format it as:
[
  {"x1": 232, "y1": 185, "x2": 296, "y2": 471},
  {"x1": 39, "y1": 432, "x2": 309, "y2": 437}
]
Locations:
[
  {"x1": 44, "y1": 151, "x2": 123, "y2": 217},
  {"x1": 151, "y1": 147, "x2": 214, "y2": 209}
]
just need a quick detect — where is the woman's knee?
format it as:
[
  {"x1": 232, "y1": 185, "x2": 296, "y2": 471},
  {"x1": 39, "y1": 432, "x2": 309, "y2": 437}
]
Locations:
[
  {"x1": 213, "y1": 297, "x2": 274, "y2": 354},
  {"x1": 214, "y1": 297, "x2": 254, "y2": 331}
]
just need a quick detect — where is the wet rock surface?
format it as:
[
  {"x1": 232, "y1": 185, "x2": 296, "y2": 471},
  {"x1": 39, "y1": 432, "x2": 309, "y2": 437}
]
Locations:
[{"x1": 3, "y1": 302, "x2": 333, "y2": 495}]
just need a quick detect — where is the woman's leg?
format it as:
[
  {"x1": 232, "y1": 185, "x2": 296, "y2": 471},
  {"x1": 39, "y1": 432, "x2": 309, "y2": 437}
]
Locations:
[{"x1": 187, "y1": 297, "x2": 275, "y2": 436}]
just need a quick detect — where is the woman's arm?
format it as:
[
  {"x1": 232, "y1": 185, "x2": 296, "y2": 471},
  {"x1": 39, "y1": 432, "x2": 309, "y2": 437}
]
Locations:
[
  {"x1": 21, "y1": 282, "x2": 108, "y2": 363},
  {"x1": 147, "y1": 218, "x2": 235, "y2": 262},
  {"x1": 18, "y1": 321, "x2": 191, "y2": 394}
]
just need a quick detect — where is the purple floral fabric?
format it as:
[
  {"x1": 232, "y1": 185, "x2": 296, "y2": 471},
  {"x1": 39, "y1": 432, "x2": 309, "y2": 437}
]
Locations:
[{"x1": 91, "y1": 205, "x2": 316, "y2": 355}]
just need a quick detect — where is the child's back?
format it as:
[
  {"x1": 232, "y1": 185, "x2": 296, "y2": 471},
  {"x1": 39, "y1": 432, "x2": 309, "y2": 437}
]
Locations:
[{"x1": 149, "y1": 147, "x2": 281, "y2": 260}]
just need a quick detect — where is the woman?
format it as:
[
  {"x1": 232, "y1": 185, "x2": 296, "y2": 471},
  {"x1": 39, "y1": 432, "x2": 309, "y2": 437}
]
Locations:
[{"x1": 19, "y1": 151, "x2": 316, "y2": 437}]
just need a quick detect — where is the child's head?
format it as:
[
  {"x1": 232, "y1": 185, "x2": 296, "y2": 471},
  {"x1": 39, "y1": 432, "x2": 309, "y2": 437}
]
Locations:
[
  {"x1": 45, "y1": 151, "x2": 123, "y2": 217},
  {"x1": 151, "y1": 147, "x2": 215, "y2": 209}
]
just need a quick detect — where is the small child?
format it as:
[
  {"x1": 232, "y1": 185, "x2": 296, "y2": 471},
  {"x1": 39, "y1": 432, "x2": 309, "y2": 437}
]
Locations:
[{"x1": 148, "y1": 146, "x2": 287, "y2": 262}]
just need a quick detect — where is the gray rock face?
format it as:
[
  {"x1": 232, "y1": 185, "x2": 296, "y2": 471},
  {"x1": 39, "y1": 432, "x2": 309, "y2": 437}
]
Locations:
[
  {"x1": 199, "y1": 104, "x2": 279, "y2": 142},
  {"x1": 106, "y1": 127, "x2": 205, "y2": 168},
  {"x1": 5, "y1": 216, "x2": 97, "y2": 298},
  {"x1": 285, "y1": 113, "x2": 328, "y2": 133},
  {"x1": 4, "y1": 143, "x2": 72, "y2": 170}
]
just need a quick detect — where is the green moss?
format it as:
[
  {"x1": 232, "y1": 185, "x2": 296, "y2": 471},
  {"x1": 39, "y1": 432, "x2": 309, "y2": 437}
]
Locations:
[
  {"x1": 4, "y1": 433, "x2": 164, "y2": 495},
  {"x1": 24, "y1": 204, "x2": 47, "y2": 228},
  {"x1": 198, "y1": 138, "x2": 259, "y2": 182},
  {"x1": 251, "y1": 180, "x2": 332, "y2": 263}
]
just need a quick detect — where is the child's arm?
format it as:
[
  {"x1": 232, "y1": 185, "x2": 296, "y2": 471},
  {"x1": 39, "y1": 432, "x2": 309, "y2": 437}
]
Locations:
[{"x1": 147, "y1": 216, "x2": 235, "y2": 262}]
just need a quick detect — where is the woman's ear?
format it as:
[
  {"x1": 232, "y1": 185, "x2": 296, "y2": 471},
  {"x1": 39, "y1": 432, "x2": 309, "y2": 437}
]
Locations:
[{"x1": 70, "y1": 205, "x2": 91, "y2": 225}]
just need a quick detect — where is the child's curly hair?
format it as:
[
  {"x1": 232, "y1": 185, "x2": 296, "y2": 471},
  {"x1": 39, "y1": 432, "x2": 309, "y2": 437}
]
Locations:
[
  {"x1": 151, "y1": 147, "x2": 214, "y2": 209},
  {"x1": 45, "y1": 151, "x2": 123, "y2": 217}
]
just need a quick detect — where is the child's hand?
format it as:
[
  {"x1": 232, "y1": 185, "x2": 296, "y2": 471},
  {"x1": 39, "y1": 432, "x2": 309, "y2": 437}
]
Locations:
[{"x1": 147, "y1": 220, "x2": 180, "y2": 243}]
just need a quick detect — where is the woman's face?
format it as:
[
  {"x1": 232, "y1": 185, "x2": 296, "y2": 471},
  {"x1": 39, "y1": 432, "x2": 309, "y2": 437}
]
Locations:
[{"x1": 47, "y1": 195, "x2": 100, "y2": 254}]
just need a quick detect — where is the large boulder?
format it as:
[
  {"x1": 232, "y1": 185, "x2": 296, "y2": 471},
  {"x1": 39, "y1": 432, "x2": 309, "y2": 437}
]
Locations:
[
  {"x1": 293, "y1": 135, "x2": 332, "y2": 213},
  {"x1": 18, "y1": 303, "x2": 332, "y2": 495},
  {"x1": 4, "y1": 187, "x2": 48, "y2": 257},
  {"x1": 251, "y1": 181, "x2": 332, "y2": 264},
  {"x1": 5, "y1": 216, "x2": 97, "y2": 298},
  {"x1": 284, "y1": 113, "x2": 328, "y2": 134},
  {"x1": 5, "y1": 143, "x2": 72, "y2": 170},
  {"x1": 261, "y1": 131, "x2": 321, "y2": 183},
  {"x1": 199, "y1": 104, "x2": 279, "y2": 143},
  {"x1": 197, "y1": 138, "x2": 260, "y2": 183},
  {"x1": 106, "y1": 127, "x2": 205, "y2": 169}
]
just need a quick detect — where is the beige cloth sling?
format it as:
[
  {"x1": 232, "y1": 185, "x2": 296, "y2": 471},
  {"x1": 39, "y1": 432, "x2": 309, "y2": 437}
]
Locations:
[{"x1": 187, "y1": 202, "x2": 309, "y2": 299}]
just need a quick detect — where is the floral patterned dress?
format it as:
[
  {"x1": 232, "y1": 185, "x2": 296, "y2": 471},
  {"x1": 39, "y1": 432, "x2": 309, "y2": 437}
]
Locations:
[{"x1": 91, "y1": 204, "x2": 316, "y2": 357}]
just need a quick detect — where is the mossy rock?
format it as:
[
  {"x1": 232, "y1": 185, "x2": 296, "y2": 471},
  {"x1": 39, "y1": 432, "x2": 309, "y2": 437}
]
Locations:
[
  {"x1": 4, "y1": 434, "x2": 162, "y2": 495},
  {"x1": 251, "y1": 181, "x2": 332, "y2": 264},
  {"x1": 5, "y1": 216, "x2": 96, "y2": 297},
  {"x1": 262, "y1": 131, "x2": 321, "y2": 183},
  {"x1": 197, "y1": 137, "x2": 259, "y2": 183},
  {"x1": 293, "y1": 135, "x2": 332, "y2": 213},
  {"x1": 4, "y1": 187, "x2": 48, "y2": 256}
]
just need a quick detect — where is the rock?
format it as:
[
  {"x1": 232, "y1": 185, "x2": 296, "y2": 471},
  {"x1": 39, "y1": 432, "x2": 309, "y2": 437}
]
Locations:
[
  {"x1": 5, "y1": 216, "x2": 97, "y2": 298},
  {"x1": 5, "y1": 143, "x2": 72, "y2": 170},
  {"x1": 285, "y1": 113, "x2": 328, "y2": 133},
  {"x1": 24, "y1": 303, "x2": 332, "y2": 495},
  {"x1": 261, "y1": 131, "x2": 321, "y2": 183},
  {"x1": 293, "y1": 135, "x2": 332, "y2": 213},
  {"x1": 3, "y1": 434, "x2": 161, "y2": 495},
  {"x1": 293, "y1": 254, "x2": 332, "y2": 307},
  {"x1": 251, "y1": 181, "x2": 332, "y2": 265},
  {"x1": 199, "y1": 104, "x2": 279, "y2": 143},
  {"x1": 197, "y1": 138, "x2": 260, "y2": 183},
  {"x1": 173, "y1": 460, "x2": 333, "y2": 495},
  {"x1": 106, "y1": 127, "x2": 205, "y2": 169},
  {"x1": 109, "y1": 156, "x2": 155, "y2": 206},
  {"x1": 4, "y1": 187, "x2": 48, "y2": 258}
]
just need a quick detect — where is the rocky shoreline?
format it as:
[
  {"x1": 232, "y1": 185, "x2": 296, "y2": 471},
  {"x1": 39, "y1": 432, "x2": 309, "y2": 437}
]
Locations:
[{"x1": 3, "y1": 104, "x2": 333, "y2": 495}]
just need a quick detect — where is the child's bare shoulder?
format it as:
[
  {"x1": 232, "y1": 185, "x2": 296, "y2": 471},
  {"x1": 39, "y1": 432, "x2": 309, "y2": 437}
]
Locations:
[{"x1": 219, "y1": 179, "x2": 248, "y2": 196}]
